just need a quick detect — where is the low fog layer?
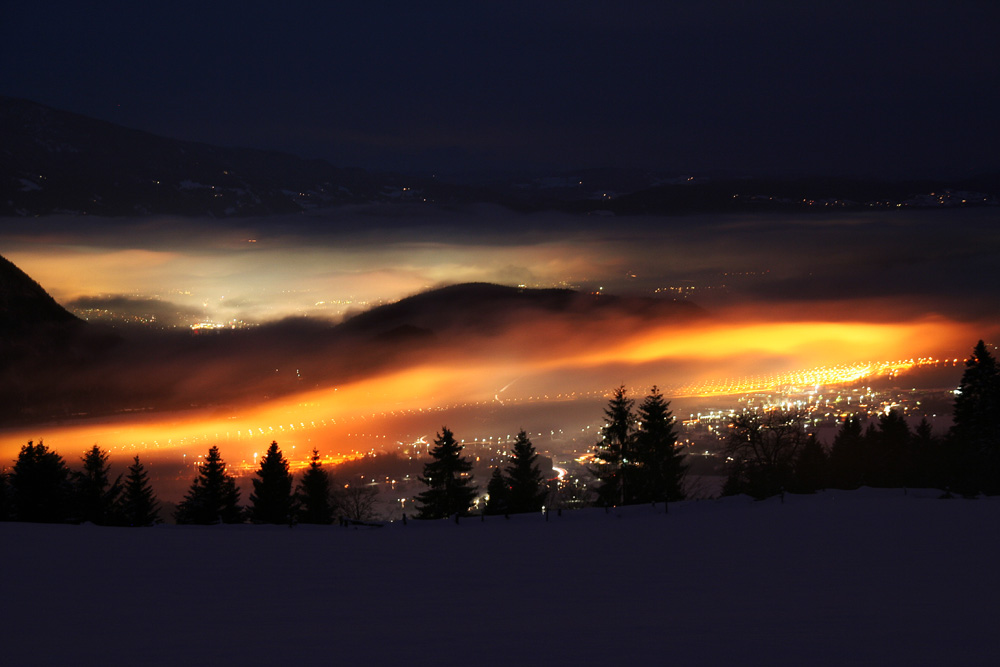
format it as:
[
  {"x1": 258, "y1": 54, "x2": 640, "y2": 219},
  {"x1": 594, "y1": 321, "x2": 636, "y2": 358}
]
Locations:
[{"x1": 3, "y1": 206, "x2": 998, "y2": 323}]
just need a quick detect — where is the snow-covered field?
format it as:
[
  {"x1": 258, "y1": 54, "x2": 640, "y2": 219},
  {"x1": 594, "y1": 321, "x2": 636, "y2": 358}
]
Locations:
[{"x1": 4, "y1": 488, "x2": 997, "y2": 666}]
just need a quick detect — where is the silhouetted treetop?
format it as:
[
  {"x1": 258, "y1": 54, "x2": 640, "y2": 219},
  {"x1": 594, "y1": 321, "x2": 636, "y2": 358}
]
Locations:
[
  {"x1": 415, "y1": 427, "x2": 476, "y2": 519},
  {"x1": 249, "y1": 441, "x2": 294, "y2": 524},
  {"x1": 119, "y1": 455, "x2": 160, "y2": 526},
  {"x1": 9, "y1": 441, "x2": 72, "y2": 523},
  {"x1": 175, "y1": 446, "x2": 242, "y2": 525},
  {"x1": 297, "y1": 449, "x2": 335, "y2": 525}
]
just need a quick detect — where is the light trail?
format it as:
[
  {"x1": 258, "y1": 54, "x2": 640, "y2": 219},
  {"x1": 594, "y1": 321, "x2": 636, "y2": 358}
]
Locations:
[
  {"x1": 494, "y1": 378, "x2": 519, "y2": 405},
  {"x1": 667, "y1": 357, "x2": 957, "y2": 398}
]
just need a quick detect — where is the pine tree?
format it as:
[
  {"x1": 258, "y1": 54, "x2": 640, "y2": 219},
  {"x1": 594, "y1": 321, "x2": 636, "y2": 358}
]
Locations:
[
  {"x1": 949, "y1": 340, "x2": 1000, "y2": 494},
  {"x1": 415, "y1": 427, "x2": 476, "y2": 519},
  {"x1": 505, "y1": 430, "x2": 547, "y2": 513},
  {"x1": 10, "y1": 441, "x2": 72, "y2": 523},
  {"x1": 484, "y1": 467, "x2": 509, "y2": 515},
  {"x1": 634, "y1": 386, "x2": 686, "y2": 503},
  {"x1": 74, "y1": 445, "x2": 122, "y2": 525},
  {"x1": 249, "y1": 441, "x2": 294, "y2": 524},
  {"x1": 591, "y1": 385, "x2": 636, "y2": 506},
  {"x1": 119, "y1": 455, "x2": 160, "y2": 526},
  {"x1": 296, "y1": 449, "x2": 334, "y2": 524},
  {"x1": 175, "y1": 446, "x2": 242, "y2": 524}
]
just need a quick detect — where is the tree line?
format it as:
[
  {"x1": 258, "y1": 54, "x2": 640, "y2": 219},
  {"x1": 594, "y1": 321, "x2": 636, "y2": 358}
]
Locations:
[
  {"x1": 0, "y1": 444, "x2": 159, "y2": 525},
  {"x1": 721, "y1": 340, "x2": 1000, "y2": 499},
  {"x1": 408, "y1": 385, "x2": 689, "y2": 519},
  {"x1": 0, "y1": 439, "x2": 348, "y2": 526},
  {"x1": 2, "y1": 339, "x2": 997, "y2": 524}
]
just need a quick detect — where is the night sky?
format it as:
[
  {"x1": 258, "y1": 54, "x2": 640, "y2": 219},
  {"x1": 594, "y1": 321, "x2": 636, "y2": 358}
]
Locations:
[{"x1": 3, "y1": 1, "x2": 999, "y2": 179}]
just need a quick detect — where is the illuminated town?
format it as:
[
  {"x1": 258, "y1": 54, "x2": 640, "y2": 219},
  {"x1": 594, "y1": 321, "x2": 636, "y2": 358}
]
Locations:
[{"x1": 109, "y1": 353, "x2": 961, "y2": 513}]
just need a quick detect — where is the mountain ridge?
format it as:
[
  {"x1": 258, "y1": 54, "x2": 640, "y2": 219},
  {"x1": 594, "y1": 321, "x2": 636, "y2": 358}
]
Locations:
[
  {"x1": 1, "y1": 96, "x2": 465, "y2": 217},
  {"x1": 0, "y1": 253, "x2": 81, "y2": 333},
  {"x1": 3, "y1": 96, "x2": 998, "y2": 218}
]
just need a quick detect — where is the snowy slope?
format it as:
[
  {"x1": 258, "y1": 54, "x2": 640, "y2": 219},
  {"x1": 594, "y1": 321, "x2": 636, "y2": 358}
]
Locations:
[{"x1": 3, "y1": 488, "x2": 998, "y2": 666}]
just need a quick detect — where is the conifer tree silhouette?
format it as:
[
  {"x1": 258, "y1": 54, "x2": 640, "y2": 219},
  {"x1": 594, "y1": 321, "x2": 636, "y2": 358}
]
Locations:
[
  {"x1": 296, "y1": 449, "x2": 334, "y2": 524},
  {"x1": 249, "y1": 441, "x2": 294, "y2": 524},
  {"x1": 175, "y1": 446, "x2": 242, "y2": 524},
  {"x1": 10, "y1": 441, "x2": 72, "y2": 523},
  {"x1": 949, "y1": 340, "x2": 1000, "y2": 494},
  {"x1": 119, "y1": 455, "x2": 160, "y2": 526},
  {"x1": 505, "y1": 430, "x2": 547, "y2": 513},
  {"x1": 634, "y1": 386, "x2": 686, "y2": 502},
  {"x1": 591, "y1": 386, "x2": 636, "y2": 506},
  {"x1": 829, "y1": 414, "x2": 865, "y2": 489},
  {"x1": 0, "y1": 467, "x2": 9, "y2": 521},
  {"x1": 484, "y1": 467, "x2": 509, "y2": 515},
  {"x1": 791, "y1": 434, "x2": 828, "y2": 493},
  {"x1": 868, "y1": 409, "x2": 912, "y2": 488},
  {"x1": 911, "y1": 417, "x2": 942, "y2": 489},
  {"x1": 74, "y1": 445, "x2": 122, "y2": 525},
  {"x1": 415, "y1": 427, "x2": 476, "y2": 519}
]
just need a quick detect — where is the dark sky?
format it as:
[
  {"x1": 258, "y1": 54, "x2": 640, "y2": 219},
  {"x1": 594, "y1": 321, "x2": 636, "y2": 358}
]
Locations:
[{"x1": 3, "y1": 1, "x2": 998, "y2": 179}]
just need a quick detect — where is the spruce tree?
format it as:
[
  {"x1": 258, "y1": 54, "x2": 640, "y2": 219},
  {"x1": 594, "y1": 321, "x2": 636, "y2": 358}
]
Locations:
[
  {"x1": 634, "y1": 386, "x2": 686, "y2": 503},
  {"x1": 119, "y1": 455, "x2": 160, "y2": 526},
  {"x1": 949, "y1": 340, "x2": 1000, "y2": 494},
  {"x1": 415, "y1": 427, "x2": 476, "y2": 519},
  {"x1": 505, "y1": 430, "x2": 547, "y2": 513},
  {"x1": 861, "y1": 420, "x2": 880, "y2": 483},
  {"x1": 175, "y1": 446, "x2": 242, "y2": 524},
  {"x1": 10, "y1": 441, "x2": 72, "y2": 523},
  {"x1": 791, "y1": 434, "x2": 828, "y2": 493},
  {"x1": 249, "y1": 441, "x2": 294, "y2": 524},
  {"x1": 296, "y1": 449, "x2": 334, "y2": 524},
  {"x1": 911, "y1": 417, "x2": 941, "y2": 489},
  {"x1": 829, "y1": 414, "x2": 864, "y2": 489},
  {"x1": 484, "y1": 467, "x2": 509, "y2": 515},
  {"x1": 74, "y1": 445, "x2": 122, "y2": 525},
  {"x1": 591, "y1": 385, "x2": 636, "y2": 506},
  {"x1": 869, "y1": 410, "x2": 911, "y2": 488},
  {"x1": 0, "y1": 468, "x2": 9, "y2": 522}
]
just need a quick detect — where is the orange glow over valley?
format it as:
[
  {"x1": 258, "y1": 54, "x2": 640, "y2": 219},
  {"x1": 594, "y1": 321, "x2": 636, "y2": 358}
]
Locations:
[{"x1": 0, "y1": 314, "x2": 980, "y2": 471}]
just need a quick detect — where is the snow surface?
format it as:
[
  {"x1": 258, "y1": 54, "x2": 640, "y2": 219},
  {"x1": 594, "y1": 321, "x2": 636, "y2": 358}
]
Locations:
[{"x1": 3, "y1": 488, "x2": 998, "y2": 666}]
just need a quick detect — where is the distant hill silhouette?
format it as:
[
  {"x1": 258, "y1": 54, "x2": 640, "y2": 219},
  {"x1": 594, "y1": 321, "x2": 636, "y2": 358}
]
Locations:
[
  {"x1": 337, "y1": 282, "x2": 706, "y2": 339},
  {"x1": 594, "y1": 175, "x2": 1000, "y2": 215},
  {"x1": 0, "y1": 96, "x2": 466, "y2": 217}
]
